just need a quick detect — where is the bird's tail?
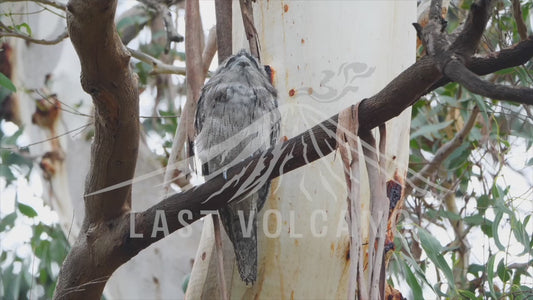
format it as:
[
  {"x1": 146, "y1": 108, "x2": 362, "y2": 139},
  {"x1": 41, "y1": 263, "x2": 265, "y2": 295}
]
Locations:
[{"x1": 218, "y1": 193, "x2": 259, "y2": 285}]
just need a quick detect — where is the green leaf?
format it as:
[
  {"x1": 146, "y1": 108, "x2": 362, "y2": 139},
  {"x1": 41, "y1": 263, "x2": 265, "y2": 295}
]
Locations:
[
  {"x1": 411, "y1": 120, "x2": 453, "y2": 140},
  {"x1": 401, "y1": 259, "x2": 423, "y2": 299},
  {"x1": 17, "y1": 203, "x2": 38, "y2": 218},
  {"x1": 463, "y1": 214, "x2": 485, "y2": 226},
  {"x1": 527, "y1": 158, "x2": 533, "y2": 166},
  {"x1": 511, "y1": 215, "x2": 531, "y2": 256},
  {"x1": 0, "y1": 72, "x2": 16, "y2": 92},
  {"x1": 461, "y1": 0, "x2": 474, "y2": 9},
  {"x1": 471, "y1": 94, "x2": 490, "y2": 124},
  {"x1": 1, "y1": 126, "x2": 24, "y2": 145},
  {"x1": 476, "y1": 195, "x2": 490, "y2": 215},
  {"x1": 468, "y1": 263, "x2": 485, "y2": 276},
  {"x1": 418, "y1": 227, "x2": 456, "y2": 291},
  {"x1": 497, "y1": 258, "x2": 511, "y2": 282},
  {"x1": 492, "y1": 212, "x2": 505, "y2": 251},
  {"x1": 445, "y1": 142, "x2": 471, "y2": 170},
  {"x1": 34, "y1": 239, "x2": 50, "y2": 258},
  {"x1": 116, "y1": 14, "x2": 150, "y2": 36},
  {"x1": 0, "y1": 164, "x2": 16, "y2": 184},
  {"x1": 182, "y1": 273, "x2": 190, "y2": 293},
  {"x1": 0, "y1": 212, "x2": 17, "y2": 231},
  {"x1": 2, "y1": 263, "x2": 22, "y2": 300},
  {"x1": 15, "y1": 22, "x2": 31, "y2": 35},
  {"x1": 458, "y1": 289, "x2": 477, "y2": 300},
  {"x1": 487, "y1": 254, "x2": 497, "y2": 299},
  {"x1": 481, "y1": 221, "x2": 493, "y2": 237}
]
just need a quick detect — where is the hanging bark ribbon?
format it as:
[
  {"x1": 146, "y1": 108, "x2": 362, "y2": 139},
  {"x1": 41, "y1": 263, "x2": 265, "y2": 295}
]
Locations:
[{"x1": 337, "y1": 102, "x2": 390, "y2": 300}]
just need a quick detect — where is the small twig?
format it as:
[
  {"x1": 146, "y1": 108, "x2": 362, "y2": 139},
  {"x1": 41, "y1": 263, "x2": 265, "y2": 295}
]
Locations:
[
  {"x1": 128, "y1": 47, "x2": 186, "y2": 75},
  {"x1": 0, "y1": 27, "x2": 68, "y2": 45},
  {"x1": 239, "y1": 0, "x2": 259, "y2": 59},
  {"x1": 406, "y1": 106, "x2": 480, "y2": 196},
  {"x1": 444, "y1": 58, "x2": 533, "y2": 105},
  {"x1": 2, "y1": 0, "x2": 66, "y2": 11},
  {"x1": 0, "y1": 123, "x2": 92, "y2": 151},
  {"x1": 508, "y1": 261, "x2": 533, "y2": 270},
  {"x1": 511, "y1": 0, "x2": 528, "y2": 41}
]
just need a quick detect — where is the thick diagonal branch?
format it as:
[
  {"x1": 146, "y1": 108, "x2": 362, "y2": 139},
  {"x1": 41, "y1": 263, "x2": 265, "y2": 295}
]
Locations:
[
  {"x1": 54, "y1": 0, "x2": 140, "y2": 299},
  {"x1": 66, "y1": 0, "x2": 139, "y2": 223},
  {"x1": 444, "y1": 59, "x2": 533, "y2": 105},
  {"x1": 424, "y1": 36, "x2": 533, "y2": 94},
  {"x1": 451, "y1": 0, "x2": 494, "y2": 58}
]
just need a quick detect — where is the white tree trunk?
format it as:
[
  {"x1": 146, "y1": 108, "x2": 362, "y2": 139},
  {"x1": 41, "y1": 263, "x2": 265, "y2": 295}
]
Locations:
[{"x1": 186, "y1": 1, "x2": 416, "y2": 298}]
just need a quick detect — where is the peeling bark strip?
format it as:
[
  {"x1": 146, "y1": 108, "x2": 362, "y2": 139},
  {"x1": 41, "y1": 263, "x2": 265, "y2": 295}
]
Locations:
[
  {"x1": 161, "y1": 0, "x2": 205, "y2": 196},
  {"x1": 336, "y1": 104, "x2": 363, "y2": 300},
  {"x1": 337, "y1": 106, "x2": 398, "y2": 299},
  {"x1": 54, "y1": 0, "x2": 533, "y2": 298}
]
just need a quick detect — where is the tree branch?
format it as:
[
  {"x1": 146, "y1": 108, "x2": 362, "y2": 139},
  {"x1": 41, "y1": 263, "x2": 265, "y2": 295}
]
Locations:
[
  {"x1": 124, "y1": 0, "x2": 533, "y2": 258},
  {"x1": 239, "y1": 0, "x2": 259, "y2": 59},
  {"x1": 128, "y1": 46, "x2": 186, "y2": 75},
  {"x1": 511, "y1": 0, "x2": 528, "y2": 41},
  {"x1": 0, "y1": 26, "x2": 68, "y2": 45},
  {"x1": 424, "y1": 36, "x2": 533, "y2": 94},
  {"x1": 450, "y1": 0, "x2": 494, "y2": 58},
  {"x1": 65, "y1": 0, "x2": 139, "y2": 223},
  {"x1": 215, "y1": 0, "x2": 232, "y2": 63},
  {"x1": 124, "y1": 57, "x2": 512, "y2": 255},
  {"x1": 2, "y1": 0, "x2": 66, "y2": 10},
  {"x1": 444, "y1": 58, "x2": 533, "y2": 105},
  {"x1": 54, "y1": 0, "x2": 140, "y2": 298}
]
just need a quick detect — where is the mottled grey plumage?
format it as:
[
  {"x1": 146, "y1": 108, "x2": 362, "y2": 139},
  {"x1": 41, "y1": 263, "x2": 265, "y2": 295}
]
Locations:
[{"x1": 194, "y1": 50, "x2": 280, "y2": 284}]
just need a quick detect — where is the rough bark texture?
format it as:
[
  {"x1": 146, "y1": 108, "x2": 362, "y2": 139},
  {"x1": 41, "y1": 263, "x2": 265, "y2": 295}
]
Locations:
[
  {"x1": 53, "y1": 0, "x2": 533, "y2": 298},
  {"x1": 54, "y1": 0, "x2": 139, "y2": 298},
  {"x1": 215, "y1": 0, "x2": 232, "y2": 63}
]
